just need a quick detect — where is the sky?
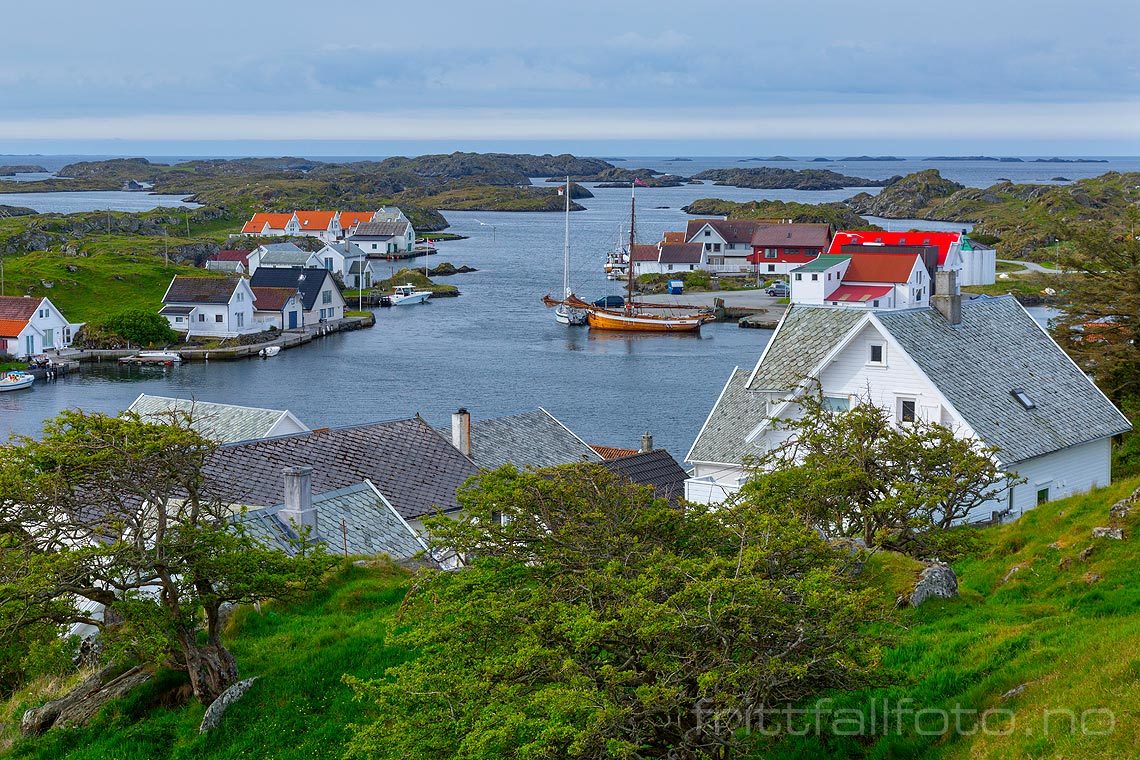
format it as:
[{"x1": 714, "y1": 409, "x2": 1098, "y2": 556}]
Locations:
[{"x1": 1, "y1": 0, "x2": 1138, "y2": 156}]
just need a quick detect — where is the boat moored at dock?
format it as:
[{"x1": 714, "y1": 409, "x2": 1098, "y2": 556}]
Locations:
[
  {"x1": 0, "y1": 371, "x2": 35, "y2": 392},
  {"x1": 118, "y1": 351, "x2": 183, "y2": 366},
  {"x1": 390, "y1": 284, "x2": 432, "y2": 306}
]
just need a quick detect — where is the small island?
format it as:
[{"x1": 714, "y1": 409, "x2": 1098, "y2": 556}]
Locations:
[
  {"x1": 691, "y1": 167, "x2": 895, "y2": 191},
  {"x1": 0, "y1": 164, "x2": 49, "y2": 176},
  {"x1": 1034, "y1": 157, "x2": 1109, "y2": 163},
  {"x1": 839, "y1": 156, "x2": 905, "y2": 162}
]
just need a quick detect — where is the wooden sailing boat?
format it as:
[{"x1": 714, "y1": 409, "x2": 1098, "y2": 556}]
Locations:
[
  {"x1": 545, "y1": 180, "x2": 712, "y2": 332},
  {"x1": 553, "y1": 177, "x2": 587, "y2": 325}
]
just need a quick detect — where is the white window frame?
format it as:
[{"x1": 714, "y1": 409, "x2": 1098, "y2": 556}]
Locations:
[{"x1": 868, "y1": 342, "x2": 887, "y2": 367}]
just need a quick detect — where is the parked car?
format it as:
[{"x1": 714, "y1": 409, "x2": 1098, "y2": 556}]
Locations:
[{"x1": 765, "y1": 281, "x2": 790, "y2": 297}]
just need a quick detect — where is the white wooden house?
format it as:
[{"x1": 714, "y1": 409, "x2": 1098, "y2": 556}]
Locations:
[
  {"x1": 313, "y1": 242, "x2": 377, "y2": 288},
  {"x1": 160, "y1": 276, "x2": 261, "y2": 338},
  {"x1": 0, "y1": 296, "x2": 83, "y2": 358},
  {"x1": 791, "y1": 252, "x2": 930, "y2": 310},
  {"x1": 630, "y1": 241, "x2": 707, "y2": 276},
  {"x1": 349, "y1": 219, "x2": 415, "y2": 254},
  {"x1": 685, "y1": 275, "x2": 1131, "y2": 521},
  {"x1": 684, "y1": 219, "x2": 758, "y2": 272},
  {"x1": 252, "y1": 286, "x2": 305, "y2": 330},
  {"x1": 293, "y1": 211, "x2": 342, "y2": 243},
  {"x1": 241, "y1": 212, "x2": 300, "y2": 237},
  {"x1": 246, "y1": 243, "x2": 318, "y2": 274}
]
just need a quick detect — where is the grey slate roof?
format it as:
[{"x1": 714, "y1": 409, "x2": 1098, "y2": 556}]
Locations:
[
  {"x1": 205, "y1": 260, "x2": 246, "y2": 273},
  {"x1": 257, "y1": 243, "x2": 306, "y2": 253},
  {"x1": 204, "y1": 417, "x2": 478, "y2": 520},
  {"x1": 259, "y1": 249, "x2": 315, "y2": 267},
  {"x1": 163, "y1": 276, "x2": 239, "y2": 305},
  {"x1": 127, "y1": 394, "x2": 306, "y2": 444},
  {"x1": 250, "y1": 267, "x2": 339, "y2": 311},
  {"x1": 875, "y1": 297, "x2": 1132, "y2": 464},
  {"x1": 688, "y1": 368, "x2": 770, "y2": 464},
  {"x1": 746, "y1": 306, "x2": 864, "y2": 391},
  {"x1": 234, "y1": 482, "x2": 425, "y2": 560},
  {"x1": 443, "y1": 409, "x2": 604, "y2": 470},
  {"x1": 603, "y1": 449, "x2": 689, "y2": 501},
  {"x1": 352, "y1": 221, "x2": 409, "y2": 239}
]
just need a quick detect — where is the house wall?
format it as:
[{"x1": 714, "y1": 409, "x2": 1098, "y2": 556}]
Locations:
[
  {"x1": 306, "y1": 276, "x2": 347, "y2": 323},
  {"x1": 959, "y1": 247, "x2": 997, "y2": 287},
  {"x1": 4, "y1": 299, "x2": 77, "y2": 357},
  {"x1": 171, "y1": 282, "x2": 260, "y2": 338},
  {"x1": 791, "y1": 260, "x2": 849, "y2": 303}
]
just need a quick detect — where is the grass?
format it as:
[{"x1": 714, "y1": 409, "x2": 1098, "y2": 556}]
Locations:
[
  {"x1": 7, "y1": 481, "x2": 1140, "y2": 759},
  {"x1": 769, "y1": 476, "x2": 1140, "y2": 759},
  {"x1": 4, "y1": 562, "x2": 412, "y2": 760},
  {"x1": 995, "y1": 260, "x2": 1024, "y2": 273}
]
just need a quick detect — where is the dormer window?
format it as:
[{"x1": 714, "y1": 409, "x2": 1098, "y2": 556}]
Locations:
[{"x1": 1011, "y1": 389, "x2": 1036, "y2": 409}]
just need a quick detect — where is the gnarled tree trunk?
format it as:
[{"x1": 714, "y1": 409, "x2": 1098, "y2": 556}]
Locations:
[
  {"x1": 21, "y1": 665, "x2": 152, "y2": 736},
  {"x1": 182, "y1": 636, "x2": 238, "y2": 704}
]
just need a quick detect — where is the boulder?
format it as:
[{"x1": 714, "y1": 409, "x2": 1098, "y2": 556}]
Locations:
[
  {"x1": 908, "y1": 562, "x2": 958, "y2": 607},
  {"x1": 1092, "y1": 527, "x2": 1123, "y2": 540},
  {"x1": 200, "y1": 677, "x2": 258, "y2": 733},
  {"x1": 1001, "y1": 683, "x2": 1027, "y2": 700},
  {"x1": 1109, "y1": 486, "x2": 1140, "y2": 519}
]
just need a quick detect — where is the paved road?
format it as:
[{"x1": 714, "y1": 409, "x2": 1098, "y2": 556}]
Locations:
[{"x1": 998, "y1": 259, "x2": 1069, "y2": 274}]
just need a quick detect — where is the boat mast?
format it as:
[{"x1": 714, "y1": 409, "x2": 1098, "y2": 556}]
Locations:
[
  {"x1": 563, "y1": 176, "x2": 571, "y2": 298},
  {"x1": 625, "y1": 181, "x2": 636, "y2": 316}
]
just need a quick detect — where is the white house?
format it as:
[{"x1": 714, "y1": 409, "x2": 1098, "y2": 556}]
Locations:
[
  {"x1": 337, "y1": 211, "x2": 379, "y2": 238},
  {"x1": 791, "y1": 252, "x2": 930, "y2": 310},
  {"x1": 160, "y1": 276, "x2": 261, "y2": 338},
  {"x1": 0, "y1": 296, "x2": 83, "y2": 358},
  {"x1": 684, "y1": 219, "x2": 761, "y2": 272},
  {"x1": 630, "y1": 241, "x2": 707, "y2": 276},
  {"x1": 252, "y1": 286, "x2": 305, "y2": 330},
  {"x1": 685, "y1": 275, "x2": 1132, "y2": 521},
  {"x1": 313, "y1": 242, "x2": 378, "y2": 288},
  {"x1": 241, "y1": 212, "x2": 299, "y2": 237},
  {"x1": 293, "y1": 211, "x2": 342, "y2": 243},
  {"x1": 828, "y1": 230, "x2": 996, "y2": 287},
  {"x1": 349, "y1": 219, "x2": 415, "y2": 254},
  {"x1": 250, "y1": 267, "x2": 346, "y2": 324},
  {"x1": 246, "y1": 243, "x2": 317, "y2": 274}
]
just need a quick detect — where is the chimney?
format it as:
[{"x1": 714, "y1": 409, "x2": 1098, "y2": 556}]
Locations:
[
  {"x1": 452, "y1": 408, "x2": 472, "y2": 457},
  {"x1": 640, "y1": 432, "x2": 654, "y2": 453},
  {"x1": 932, "y1": 270, "x2": 962, "y2": 326},
  {"x1": 280, "y1": 465, "x2": 317, "y2": 534}
]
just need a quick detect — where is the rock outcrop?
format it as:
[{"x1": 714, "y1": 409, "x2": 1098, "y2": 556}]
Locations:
[
  {"x1": 691, "y1": 167, "x2": 894, "y2": 191},
  {"x1": 843, "y1": 169, "x2": 965, "y2": 218},
  {"x1": 0, "y1": 204, "x2": 37, "y2": 218},
  {"x1": 908, "y1": 562, "x2": 959, "y2": 607},
  {"x1": 199, "y1": 677, "x2": 258, "y2": 733},
  {"x1": 1092, "y1": 527, "x2": 1124, "y2": 540}
]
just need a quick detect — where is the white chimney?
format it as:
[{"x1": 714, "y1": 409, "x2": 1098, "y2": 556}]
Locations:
[
  {"x1": 452, "y1": 408, "x2": 472, "y2": 457},
  {"x1": 640, "y1": 432, "x2": 654, "y2": 453},
  {"x1": 280, "y1": 466, "x2": 317, "y2": 534}
]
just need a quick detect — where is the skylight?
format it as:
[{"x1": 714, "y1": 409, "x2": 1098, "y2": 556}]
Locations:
[{"x1": 1011, "y1": 389, "x2": 1036, "y2": 410}]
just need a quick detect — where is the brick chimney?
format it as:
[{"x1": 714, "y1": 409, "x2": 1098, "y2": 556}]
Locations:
[
  {"x1": 932, "y1": 270, "x2": 961, "y2": 325},
  {"x1": 640, "y1": 432, "x2": 654, "y2": 453},
  {"x1": 452, "y1": 408, "x2": 472, "y2": 457},
  {"x1": 280, "y1": 465, "x2": 317, "y2": 535}
]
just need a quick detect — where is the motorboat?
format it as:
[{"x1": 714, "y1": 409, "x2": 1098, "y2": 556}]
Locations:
[
  {"x1": 119, "y1": 351, "x2": 182, "y2": 366},
  {"x1": 259, "y1": 346, "x2": 282, "y2": 358},
  {"x1": 390, "y1": 284, "x2": 432, "y2": 306},
  {"x1": 0, "y1": 371, "x2": 35, "y2": 392}
]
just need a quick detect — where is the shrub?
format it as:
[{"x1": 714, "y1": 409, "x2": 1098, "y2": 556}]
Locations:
[{"x1": 100, "y1": 310, "x2": 178, "y2": 347}]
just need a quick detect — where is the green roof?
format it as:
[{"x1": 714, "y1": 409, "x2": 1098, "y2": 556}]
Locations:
[{"x1": 792, "y1": 254, "x2": 850, "y2": 273}]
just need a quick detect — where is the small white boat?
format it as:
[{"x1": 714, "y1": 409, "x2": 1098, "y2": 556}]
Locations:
[
  {"x1": 259, "y1": 346, "x2": 282, "y2": 358},
  {"x1": 390, "y1": 284, "x2": 432, "y2": 306},
  {"x1": 137, "y1": 351, "x2": 183, "y2": 363},
  {"x1": 0, "y1": 371, "x2": 35, "y2": 392}
]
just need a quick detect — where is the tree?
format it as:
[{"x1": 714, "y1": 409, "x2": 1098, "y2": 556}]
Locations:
[
  {"x1": 100, "y1": 309, "x2": 178, "y2": 347},
  {"x1": 0, "y1": 410, "x2": 334, "y2": 704},
  {"x1": 753, "y1": 389, "x2": 1013, "y2": 554},
  {"x1": 347, "y1": 465, "x2": 881, "y2": 759}
]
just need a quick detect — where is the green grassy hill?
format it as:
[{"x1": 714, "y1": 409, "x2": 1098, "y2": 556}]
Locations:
[{"x1": 4, "y1": 480, "x2": 1139, "y2": 759}]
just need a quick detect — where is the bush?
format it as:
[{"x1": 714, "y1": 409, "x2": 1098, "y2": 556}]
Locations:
[{"x1": 100, "y1": 310, "x2": 178, "y2": 347}]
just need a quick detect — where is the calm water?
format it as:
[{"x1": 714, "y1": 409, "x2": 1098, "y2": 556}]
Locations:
[{"x1": 0, "y1": 155, "x2": 1106, "y2": 453}]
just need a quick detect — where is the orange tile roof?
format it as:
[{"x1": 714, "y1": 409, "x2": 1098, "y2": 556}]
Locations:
[
  {"x1": 0, "y1": 296, "x2": 41, "y2": 321},
  {"x1": 843, "y1": 252, "x2": 921, "y2": 284},
  {"x1": 295, "y1": 211, "x2": 337, "y2": 230},
  {"x1": 242, "y1": 213, "x2": 295, "y2": 234},
  {"x1": 0, "y1": 318, "x2": 30, "y2": 338},
  {"x1": 338, "y1": 211, "x2": 376, "y2": 229},
  {"x1": 591, "y1": 444, "x2": 640, "y2": 460},
  {"x1": 663, "y1": 231, "x2": 686, "y2": 244}
]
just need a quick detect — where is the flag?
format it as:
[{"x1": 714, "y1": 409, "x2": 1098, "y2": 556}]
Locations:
[
  {"x1": 557, "y1": 186, "x2": 565, "y2": 196},
  {"x1": 633, "y1": 178, "x2": 649, "y2": 187}
]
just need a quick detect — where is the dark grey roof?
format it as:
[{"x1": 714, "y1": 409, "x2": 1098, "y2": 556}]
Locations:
[
  {"x1": 687, "y1": 368, "x2": 769, "y2": 464},
  {"x1": 205, "y1": 417, "x2": 478, "y2": 520},
  {"x1": 603, "y1": 449, "x2": 689, "y2": 501},
  {"x1": 448, "y1": 409, "x2": 604, "y2": 470},
  {"x1": 875, "y1": 297, "x2": 1131, "y2": 463},
  {"x1": 746, "y1": 305, "x2": 863, "y2": 391},
  {"x1": 159, "y1": 305, "x2": 194, "y2": 315},
  {"x1": 127, "y1": 394, "x2": 305, "y2": 444},
  {"x1": 352, "y1": 221, "x2": 408, "y2": 239},
  {"x1": 250, "y1": 267, "x2": 340, "y2": 311},
  {"x1": 234, "y1": 482, "x2": 425, "y2": 560},
  {"x1": 163, "y1": 276, "x2": 240, "y2": 305}
]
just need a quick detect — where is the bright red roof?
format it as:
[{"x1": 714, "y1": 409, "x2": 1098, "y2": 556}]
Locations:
[
  {"x1": 826, "y1": 284, "x2": 893, "y2": 303},
  {"x1": 211, "y1": 249, "x2": 251, "y2": 263},
  {"x1": 843, "y1": 252, "x2": 921, "y2": 284},
  {"x1": 242, "y1": 213, "x2": 294, "y2": 234},
  {"x1": 295, "y1": 211, "x2": 337, "y2": 230},
  {"x1": 829, "y1": 230, "x2": 961, "y2": 265}
]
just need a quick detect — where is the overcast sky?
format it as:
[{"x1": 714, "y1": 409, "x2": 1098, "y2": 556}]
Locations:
[{"x1": 2, "y1": 0, "x2": 1138, "y2": 155}]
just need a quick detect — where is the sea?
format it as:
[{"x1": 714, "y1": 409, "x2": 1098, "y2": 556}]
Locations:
[{"x1": 0, "y1": 154, "x2": 1127, "y2": 453}]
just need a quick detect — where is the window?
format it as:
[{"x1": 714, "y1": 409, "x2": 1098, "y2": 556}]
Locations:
[
  {"x1": 198, "y1": 313, "x2": 205, "y2": 322},
  {"x1": 767, "y1": 264, "x2": 776, "y2": 272},
  {"x1": 899, "y1": 398, "x2": 916, "y2": 423},
  {"x1": 1011, "y1": 388, "x2": 1036, "y2": 409},
  {"x1": 794, "y1": 273, "x2": 802, "y2": 281},
  {"x1": 324, "y1": 257, "x2": 333, "y2": 271},
  {"x1": 872, "y1": 300, "x2": 880, "y2": 308},
  {"x1": 713, "y1": 243, "x2": 722, "y2": 252},
  {"x1": 175, "y1": 316, "x2": 183, "y2": 323},
  {"x1": 765, "y1": 251, "x2": 777, "y2": 259},
  {"x1": 823, "y1": 396, "x2": 850, "y2": 413},
  {"x1": 704, "y1": 229, "x2": 711, "y2": 237},
  {"x1": 319, "y1": 308, "x2": 326, "y2": 319},
  {"x1": 236, "y1": 312, "x2": 244, "y2": 327},
  {"x1": 811, "y1": 273, "x2": 818, "y2": 281},
  {"x1": 215, "y1": 314, "x2": 223, "y2": 323},
  {"x1": 667, "y1": 264, "x2": 673, "y2": 270},
  {"x1": 1036, "y1": 486, "x2": 1050, "y2": 506},
  {"x1": 322, "y1": 290, "x2": 332, "y2": 304},
  {"x1": 236, "y1": 291, "x2": 243, "y2": 302},
  {"x1": 869, "y1": 343, "x2": 885, "y2": 365}
]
